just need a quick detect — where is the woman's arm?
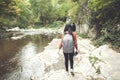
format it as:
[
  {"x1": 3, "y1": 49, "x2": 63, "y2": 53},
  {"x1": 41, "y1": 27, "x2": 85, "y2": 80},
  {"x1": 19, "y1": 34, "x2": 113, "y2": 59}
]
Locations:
[
  {"x1": 59, "y1": 33, "x2": 64, "y2": 49},
  {"x1": 58, "y1": 33, "x2": 64, "y2": 54},
  {"x1": 73, "y1": 32, "x2": 78, "y2": 51}
]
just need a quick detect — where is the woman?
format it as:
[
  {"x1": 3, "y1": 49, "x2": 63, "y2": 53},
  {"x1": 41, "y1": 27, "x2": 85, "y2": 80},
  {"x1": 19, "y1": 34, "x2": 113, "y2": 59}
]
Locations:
[{"x1": 58, "y1": 24, "x2": 78, "y2": 76}]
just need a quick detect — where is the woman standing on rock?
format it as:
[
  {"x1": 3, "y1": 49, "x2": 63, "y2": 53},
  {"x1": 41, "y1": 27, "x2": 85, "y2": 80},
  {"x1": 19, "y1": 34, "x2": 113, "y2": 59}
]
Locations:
[{"x1": 58, "y1": 24, "x2": 78, "y2": 76}]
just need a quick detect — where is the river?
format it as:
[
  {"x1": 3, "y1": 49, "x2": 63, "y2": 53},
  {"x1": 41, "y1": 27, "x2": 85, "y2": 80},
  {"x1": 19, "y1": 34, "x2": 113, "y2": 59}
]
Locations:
[
  {"x1": 0, "y1": 33, "x2": 59, "y2": 80},
  {"x1": 1, "y1": 28, "x2": 120, "y2": 80}
]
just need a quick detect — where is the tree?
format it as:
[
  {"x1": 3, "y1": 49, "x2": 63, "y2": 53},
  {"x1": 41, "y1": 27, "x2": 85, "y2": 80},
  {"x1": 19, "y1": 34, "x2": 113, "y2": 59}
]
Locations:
[
  {"x1": 15, "y1": 0, "x2": 32, "y2": 28},
  {"x1": 30, "y1": 0, "x2": 53, "y2": 25},
  {"x1": 0, "y1": 0, "x2": 32, "y2": 29},
  {"x1": 0, "y1": 0, "x2": 20, "y2": 29},
  {"x1": 89, "y1": 0, "x2": 120, "y2": 47}
]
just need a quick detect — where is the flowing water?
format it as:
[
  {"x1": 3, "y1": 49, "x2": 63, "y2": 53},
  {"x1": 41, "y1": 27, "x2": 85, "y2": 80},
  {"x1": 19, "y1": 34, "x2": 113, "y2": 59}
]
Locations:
[{"x1": 0, "y1": 34, "x2": 59, "y2": 80}]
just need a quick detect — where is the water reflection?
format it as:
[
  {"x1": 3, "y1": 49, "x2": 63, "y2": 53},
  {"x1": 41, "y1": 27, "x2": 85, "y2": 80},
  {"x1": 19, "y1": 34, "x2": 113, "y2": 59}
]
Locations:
[
  {"x1": 0, "y1": 34, "x2": 54, "y2": 80},
  {"x1": 18, "y1": 42, "x2": 45, "y2": 80}
]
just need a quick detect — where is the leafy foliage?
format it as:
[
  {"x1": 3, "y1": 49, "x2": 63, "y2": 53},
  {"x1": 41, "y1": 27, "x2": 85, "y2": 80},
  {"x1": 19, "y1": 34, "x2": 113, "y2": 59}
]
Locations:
[
  {"x1": 0, "y1": 0, "x2": 21, "y2": 16},
  {"x1": 89, "y1": 0, "x2": 120, "y2": 48},
  {"x1": 0, "y1": 0, "x2": 76, "y2": 29},
  {"x1": 0, "y1": 0, "x2": 20, "y2": 28},
  {"x1": 77, "y1": 32, "x2": 90, "y2": 38},
  {"x1": 29, "y1": 0, "x2": 73, "y2": 26},
  {"x1": 45, "y1": 21, "x2": 64, "y2": 28},
  {"x1": 92, "y1": 36, "x2": 106, "y2": 47},
  {"x1": 0, "y1": 0, "x2": 32, "y2": 28}
]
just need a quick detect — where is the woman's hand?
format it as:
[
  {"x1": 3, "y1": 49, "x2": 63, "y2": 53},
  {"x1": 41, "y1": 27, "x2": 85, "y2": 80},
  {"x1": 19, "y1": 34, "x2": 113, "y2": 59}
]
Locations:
[
  {"x1": 76, "y1": 49, "x2": 80, "y2": 53},
  {"x1": 58, "y1": 49, "x2": 60, "y2": 55}
]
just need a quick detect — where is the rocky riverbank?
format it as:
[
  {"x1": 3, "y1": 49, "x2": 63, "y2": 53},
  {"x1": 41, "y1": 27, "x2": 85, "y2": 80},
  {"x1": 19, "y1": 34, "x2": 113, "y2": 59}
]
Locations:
[
  {"x1": 0, "y1": 27, "x2": 63, "y2": 40},
  {"x1": 1, "y1": 27, "x2": 120, "y2": 80},
  {"x1": 30, "y1": 37, "x2": 120, "y2": 80}
]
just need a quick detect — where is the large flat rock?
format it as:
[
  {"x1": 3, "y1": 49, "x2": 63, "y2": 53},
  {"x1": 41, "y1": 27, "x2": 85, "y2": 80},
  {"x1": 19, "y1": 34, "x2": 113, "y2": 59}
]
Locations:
[{"x1": 37, "y1": 38, "x2": 120, "y2": 80}]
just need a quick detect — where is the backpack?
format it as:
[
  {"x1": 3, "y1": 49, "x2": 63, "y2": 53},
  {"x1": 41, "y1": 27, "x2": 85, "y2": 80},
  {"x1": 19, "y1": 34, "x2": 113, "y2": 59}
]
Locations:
[{"x1": 62, "y1": 33, "x2": 74, "y2": 53}]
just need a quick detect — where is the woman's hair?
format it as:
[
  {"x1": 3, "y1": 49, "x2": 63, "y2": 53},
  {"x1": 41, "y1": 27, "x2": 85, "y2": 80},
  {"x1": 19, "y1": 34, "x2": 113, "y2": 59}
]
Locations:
[
  {"x1": 71, "y1": 23, "x2": 76, "y2": 32},
  {"x1": 64, "y1": 24, "x2": 72, "y2": 34}
]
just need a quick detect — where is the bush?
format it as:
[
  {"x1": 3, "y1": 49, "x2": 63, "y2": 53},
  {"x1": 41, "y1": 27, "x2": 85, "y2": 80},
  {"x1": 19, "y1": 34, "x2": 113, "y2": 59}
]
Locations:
[
  {"x1": 77, "y1": 33, "x2": 90, "y2": 38},
  {"x1": 105, "y1": 25, "x2": 120, "y2": 48},
  {"x1": 92, "y1": 36, "x2": 106, "y2": 47},
  {"x1": 47, "y1": 21, "x2": 64, "y2": 28}
]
